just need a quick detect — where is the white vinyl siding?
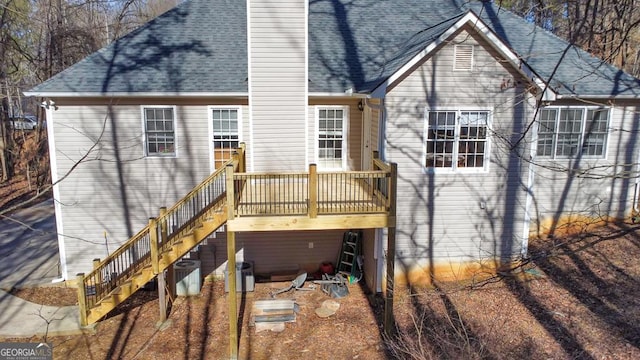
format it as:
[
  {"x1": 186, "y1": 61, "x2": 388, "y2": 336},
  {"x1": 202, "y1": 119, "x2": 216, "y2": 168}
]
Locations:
[
  {"x1": 249, "y1": 0, "x2": 307, "y2": 171},
  {"x1": 532, "y1": 104, "x2": 634, "y2": 229},
  {"x1": 201, "y1": 230, "x2": 347, "y2": 276},
  {"x1": 385, "y1": 29, "x2": 531, "y2": 264},
  {"x1": 143, "y1": 106, "x2": 176, "y2": 157},
  {"x1": 51, "y1": 102, "x2": 222, "y2": 277},
  {"x1": 537, "y1": 107, "x2": 609, "y2": 159}
]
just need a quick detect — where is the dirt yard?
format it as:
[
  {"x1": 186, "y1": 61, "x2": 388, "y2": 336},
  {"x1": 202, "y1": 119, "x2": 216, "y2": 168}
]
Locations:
[{"x1": 2, "y1": 223, "x2": 640, "y2": 359}]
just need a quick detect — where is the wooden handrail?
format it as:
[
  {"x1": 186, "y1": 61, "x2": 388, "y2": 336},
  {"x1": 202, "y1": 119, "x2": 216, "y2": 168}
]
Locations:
[
  {"x1": 80, "y1": 144, "x2": 246, "y2": 322},
  {"x1": 77, "y1": 145, "x2": 401, "y2": 324},
  {"x1": 373, "y1": 158, "x2": 390, "y2": 172},
  {"x1": 230, "y1": 159, "x2": 394, "y2": 217}
]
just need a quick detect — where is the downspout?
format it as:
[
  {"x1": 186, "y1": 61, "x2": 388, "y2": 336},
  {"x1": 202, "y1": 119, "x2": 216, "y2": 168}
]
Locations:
[
  {"x1": 521, "y1": 98, "x2": 539, "y2": 258},
  {"x1": 42, "y1": 99, "x2": 68, "y2": 282},
  {"x1": 633, "y1": 104, "x2": 640, "y2": 216},
  {"x1": 633, "y1": 132, "x2": 640, "y2": 216}
]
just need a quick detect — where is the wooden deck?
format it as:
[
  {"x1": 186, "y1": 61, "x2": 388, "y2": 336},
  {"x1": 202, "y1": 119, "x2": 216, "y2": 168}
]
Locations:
[
  {"x1": 77, "y1": 144, "x2": 397, "y2": 360},
  {"x1": 227, "y1": 164, "x2": 394, "y2": 231}
]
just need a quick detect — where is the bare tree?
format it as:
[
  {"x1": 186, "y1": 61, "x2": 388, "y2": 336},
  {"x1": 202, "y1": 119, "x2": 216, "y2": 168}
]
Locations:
[{"x1": 499, "y1": 0, "x2": 640, "y2": 76}]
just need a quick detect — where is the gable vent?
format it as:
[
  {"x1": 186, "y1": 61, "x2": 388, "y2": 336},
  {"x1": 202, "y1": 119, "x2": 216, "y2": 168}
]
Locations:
[{"x1": 454, "y1": 45, "x2": 474, "y2": 71}]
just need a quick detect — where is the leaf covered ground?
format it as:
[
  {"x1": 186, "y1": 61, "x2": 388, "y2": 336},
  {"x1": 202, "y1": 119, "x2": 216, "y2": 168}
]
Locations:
[{"x1": 3, "y1": 223, "x2": 640, "y2": 359}]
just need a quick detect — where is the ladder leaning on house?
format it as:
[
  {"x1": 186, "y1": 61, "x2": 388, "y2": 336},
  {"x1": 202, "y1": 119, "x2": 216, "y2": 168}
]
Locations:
[{"x1": 336, "y1": 230, "x2": 363, "y2": 279}]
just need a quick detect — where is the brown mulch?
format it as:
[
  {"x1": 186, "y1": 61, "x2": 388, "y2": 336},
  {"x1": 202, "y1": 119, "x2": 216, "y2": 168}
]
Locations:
[{"x1": 8, "y1": 286, "x2": 78, "y2": 307}]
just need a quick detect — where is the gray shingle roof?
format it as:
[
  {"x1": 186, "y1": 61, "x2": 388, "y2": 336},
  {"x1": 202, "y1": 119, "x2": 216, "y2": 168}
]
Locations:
[
  {"x1": 28, "y1": 0, "x2": 640, "y2": 98},
  {"x1": 465, "y1": 2, "x2": 640, "y2": 97},
  {"x1": 29, "y1": 0, "x2": 248, "y2": 94}
]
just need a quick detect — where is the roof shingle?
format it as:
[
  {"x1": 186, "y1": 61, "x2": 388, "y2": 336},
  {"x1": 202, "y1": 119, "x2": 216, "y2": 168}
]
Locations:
[{"x1": 28, "y1": 0, "x2": 640, "y2": 98}]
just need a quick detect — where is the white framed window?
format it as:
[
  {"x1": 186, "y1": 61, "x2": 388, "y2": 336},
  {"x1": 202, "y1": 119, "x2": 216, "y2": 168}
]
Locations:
[
  {"x1": 142, "y1": 106, "x2": 176, "y2": 157},
  {"x1": 209, "y1": 106, "x2": 241, "y2": 170},
  {"x1": 317, "y1": 106, "x2": 348, "y2": 170},
  {"x1": 424, "y1": 109, "x2": 490, "y2": 172},
  {"x1": 536, "y1": 107, "x2": 609, "y2": 158},
  {"x1": 453, "y1": 45, "x2": 474, "y2": 71}
]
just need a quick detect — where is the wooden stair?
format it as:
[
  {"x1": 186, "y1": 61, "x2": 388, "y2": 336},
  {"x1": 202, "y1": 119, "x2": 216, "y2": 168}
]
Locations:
[
  {"x1": 78, "y1": 144, "x2": 246, "y2": 326},
  {"x1": 85, "y1": 210, "x2": 228, "y2": 324}
]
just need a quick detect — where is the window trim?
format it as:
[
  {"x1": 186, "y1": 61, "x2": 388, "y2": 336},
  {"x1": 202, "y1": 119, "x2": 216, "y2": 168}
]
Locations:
[
  {"x1": 141, "y1": 105, "x2": 178, "y2": 158},
  {"x1": 207, "y1": 105, "x2": 243, "y2": 172},
  {"x1": 423, "y1": 107, "x2": 492, "y2": 174},
  {"x1": 535, "y1": 106, "x2": 610, "y2": 160},
  {"x1": 315, "y1": 105, "x2": 349, "y2": 170}
]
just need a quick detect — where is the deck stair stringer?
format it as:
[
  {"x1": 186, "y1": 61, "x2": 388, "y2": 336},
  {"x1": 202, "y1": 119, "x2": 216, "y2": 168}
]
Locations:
[{"x1": 85, "y1": 209, "x2": 228, "y2": 324}]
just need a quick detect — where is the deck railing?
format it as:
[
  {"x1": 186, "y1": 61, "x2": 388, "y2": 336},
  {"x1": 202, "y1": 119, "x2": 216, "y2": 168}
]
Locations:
[
  {"x1": 78, "y1": 145, "x2": 245, "y2": 322},
  {"x1": 229, "y1": 156, "x2": 394, "y2": 217},
  {"x1": 316, "y1": 170, "x2": 388, "y2": 214},
  {"x1": 233, "y1": 172, "x2": 309, "y2": 216},
  {"x1": 77, "y1": 144, "x2": 394, "y2": 324}
]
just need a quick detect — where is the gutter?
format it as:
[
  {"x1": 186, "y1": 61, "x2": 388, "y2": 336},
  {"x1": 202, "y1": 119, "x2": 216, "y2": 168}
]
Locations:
[
  {"x1": 555, "y1": 94, "x2": 640, "y2": 100},
  {"x1": 23, "y1": 91, "x2": 250, "y2": 98},
  {"x1": 40, "y1": 100, "x2": 69, "y2": 281},
  {"x1": 521, "y1": 111, "x2": 538, "y2": 258}
]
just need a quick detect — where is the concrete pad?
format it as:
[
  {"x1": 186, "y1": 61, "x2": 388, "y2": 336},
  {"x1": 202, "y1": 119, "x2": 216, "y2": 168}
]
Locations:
[{"x1": 0, "y1": 289, "x2": 81, "y2": 338}]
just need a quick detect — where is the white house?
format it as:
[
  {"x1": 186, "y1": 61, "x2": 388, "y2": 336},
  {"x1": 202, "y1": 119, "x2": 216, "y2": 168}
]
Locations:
[{"x1": 26, "y1": 0, "x2": 640, "y2": 331}]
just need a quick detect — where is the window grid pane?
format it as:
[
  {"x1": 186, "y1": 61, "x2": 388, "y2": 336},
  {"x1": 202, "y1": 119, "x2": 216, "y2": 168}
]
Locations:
[
  {"x1": 583, "y1": 109, "x2": 609, "y2": 156},
  {"x1": 319, "y1": 108, "x2": 344, "y2": 168},
  {"x1": 145, "y1": 107, "x2": 175, "y2": 156},
  {"x1": 458, "y1": 111, "x2": 487, "y2": 168},
  {"x1": 536, "y1": 107, "x2": 608, "y2": 158},
  {"x1": 212, "y1": 109, "x2": 239, "y2": 169},
  {"x1": 426, "y1": 111, "x2": 456, "y2": 168},
  {"x1": 425, "y1": 110, "x2": 488, "y2": 169}
]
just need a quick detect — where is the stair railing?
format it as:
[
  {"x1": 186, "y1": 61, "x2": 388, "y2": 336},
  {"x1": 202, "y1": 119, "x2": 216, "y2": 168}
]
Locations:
[{"x1": 78, "y1": 144, "x2": 245, "y2": 324}]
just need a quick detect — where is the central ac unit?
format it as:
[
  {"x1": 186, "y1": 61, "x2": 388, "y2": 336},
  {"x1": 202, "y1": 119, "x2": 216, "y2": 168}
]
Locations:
[{"x1": 174, "y1": 260, "x2": 202, "y2": 296}]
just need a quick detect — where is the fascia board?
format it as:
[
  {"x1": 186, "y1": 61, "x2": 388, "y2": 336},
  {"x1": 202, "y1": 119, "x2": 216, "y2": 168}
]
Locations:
[
  {"x1": 23, "y1": 91, "x2": 249, "y2": 98},
  {"x1": 309, "y1": 92, "x2": 369, "y2": 98}
]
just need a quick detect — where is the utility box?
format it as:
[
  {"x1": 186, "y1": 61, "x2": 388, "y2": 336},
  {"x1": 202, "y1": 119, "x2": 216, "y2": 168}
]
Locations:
[
  {"x1": 174, "y1": 260, "x2": 202, "y2": 296},
  {"x1": 224, "y1": 261, "x2": 255, "y2": 292}
]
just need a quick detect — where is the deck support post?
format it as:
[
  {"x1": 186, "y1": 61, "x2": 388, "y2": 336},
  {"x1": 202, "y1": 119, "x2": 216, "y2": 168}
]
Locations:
[
  {"x1": 384, "y1": 162, "x2": 398, "y2": 336},
  {"x1": 226, "y1": 164, "x2": 239, "y2": 359},
  {"x1": 149, "y1": 217, "x2": 159, "y2": 275},
  {"x1": 150, "y1": 213, "x2": 167, "y2": 322},
  {"x1": 159, "y1": 207, "x2": 175, "y2": 301},
  {"x1": 76, "y1": 273, "x2": 88, "y2": 327},
  {"x1": 309, "y1": 164, "x2": 318, "y2": 218},
  {"x1": 157, "y1": 269, "x2": 167, "y2": 322}
]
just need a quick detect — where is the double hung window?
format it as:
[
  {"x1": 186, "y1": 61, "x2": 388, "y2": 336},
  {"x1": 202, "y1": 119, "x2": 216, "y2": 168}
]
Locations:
[
  {"x1": 211, "y1": 108, "x2": 240, "y2": 169},
  {"x1": 144, "y1": 107, "x2": 176, "y2": 157},
  {"x1": 537, "y1": 107, "x2": 609, "y2": 158},
  {"x1": 425, "y1": 110, "x2": 490, "y2": 171},
  {"x1": 318, "y1": 107, "x2": 347, "y2": 169}
]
